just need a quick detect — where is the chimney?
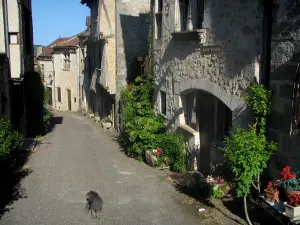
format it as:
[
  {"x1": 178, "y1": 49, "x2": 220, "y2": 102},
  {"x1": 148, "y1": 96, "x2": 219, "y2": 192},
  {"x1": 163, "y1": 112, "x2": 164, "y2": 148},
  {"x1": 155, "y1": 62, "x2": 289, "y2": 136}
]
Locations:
[{"x1": 36, "y1": 45, "x2": 43, "y2": 56}]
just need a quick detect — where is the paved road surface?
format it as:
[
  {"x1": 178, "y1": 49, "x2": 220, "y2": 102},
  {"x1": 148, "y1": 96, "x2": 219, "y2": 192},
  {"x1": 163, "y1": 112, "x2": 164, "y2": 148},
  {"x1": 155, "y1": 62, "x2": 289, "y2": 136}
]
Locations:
[{"x1": 0, "y1": 112, "x2": 211, "y2": 225}]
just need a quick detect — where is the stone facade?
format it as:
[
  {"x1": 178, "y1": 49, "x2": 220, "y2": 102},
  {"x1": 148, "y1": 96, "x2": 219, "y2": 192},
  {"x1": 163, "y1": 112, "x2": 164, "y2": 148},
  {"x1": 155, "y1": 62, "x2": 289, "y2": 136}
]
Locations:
[
  {"x1": 268, "y1": 0, "x2": 300, "y2": 170},
  {"x1": 152, "y1": 0, "x2": 264, "y2": 175},
  {"x1": 81, "y1": 0, "x2": 151, "y2": 129}
]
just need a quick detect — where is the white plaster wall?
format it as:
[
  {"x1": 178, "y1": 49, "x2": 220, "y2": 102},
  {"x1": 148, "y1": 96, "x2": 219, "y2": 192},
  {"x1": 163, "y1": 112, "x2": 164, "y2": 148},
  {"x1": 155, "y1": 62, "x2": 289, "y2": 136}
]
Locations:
[
  {"x1": 9, "y1": 45, "x2": 21, "y2": 78},
  {"x1": 53, "y1": 49, "x2": 79, "y2": 112},
  {"x1": 7, "y1": 0, "x2": 19, "y2": 32},
  {"x1": 0, "y1": 0, "x2": 6, "y2": 54}
]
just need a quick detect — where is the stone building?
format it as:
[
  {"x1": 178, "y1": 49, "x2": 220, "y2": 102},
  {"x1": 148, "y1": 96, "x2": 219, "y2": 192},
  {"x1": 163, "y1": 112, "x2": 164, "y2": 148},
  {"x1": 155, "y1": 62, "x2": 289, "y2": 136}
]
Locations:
[
  {"x1": 150, "y1": 0, "x2": 269, "y2": 175},
  {"x1": 268, "y1": 0, "x2": 300, "y2": 171},
  {"x1": 36, "y1": 29, "x2": 89, "y2": 112},
  {"x1": 81, "y1": 0, "x2": 151, "y2": 128},
  {"x1": 0, "y1": 0, "x2": 34, "y2": 135}
]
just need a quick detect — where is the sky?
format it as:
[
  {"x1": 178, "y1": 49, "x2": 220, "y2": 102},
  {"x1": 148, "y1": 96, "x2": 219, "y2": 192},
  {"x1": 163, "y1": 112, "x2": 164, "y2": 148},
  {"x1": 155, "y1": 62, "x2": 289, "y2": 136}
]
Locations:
[{"x1": 32, "y1": 0, "x2": 90, "y2": 46}]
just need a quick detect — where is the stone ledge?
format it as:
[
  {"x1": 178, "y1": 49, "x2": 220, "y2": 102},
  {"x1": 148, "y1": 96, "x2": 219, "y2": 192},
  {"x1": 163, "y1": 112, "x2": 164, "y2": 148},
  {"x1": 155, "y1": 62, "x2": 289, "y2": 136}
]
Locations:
[{"x1": 171, "y1": 29, "x2": 206, "y2": 44}]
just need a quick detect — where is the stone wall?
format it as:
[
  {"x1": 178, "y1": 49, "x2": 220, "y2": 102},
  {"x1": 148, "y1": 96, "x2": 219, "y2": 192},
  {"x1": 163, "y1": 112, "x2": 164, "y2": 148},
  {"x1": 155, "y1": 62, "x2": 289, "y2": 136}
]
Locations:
[
  {"x1": 153, "y1": 0, "x2": 262, "y2": 129},
  {"x1": 269, "y1": 0, "x2": 300, "y2": 170},
  {"x1": 115, "y1": 0, "x2": 151, "y2": 129}
]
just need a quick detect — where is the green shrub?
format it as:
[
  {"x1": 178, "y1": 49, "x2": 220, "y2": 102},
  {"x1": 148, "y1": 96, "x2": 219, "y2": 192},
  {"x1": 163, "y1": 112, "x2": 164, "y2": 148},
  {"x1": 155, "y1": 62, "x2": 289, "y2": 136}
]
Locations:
[
  {"x1": 157, "y1": 132, "x2": 187, "y2": 172},
  {"x1": 0, "y1": 118, "x2": 24, "y2": 159},
  {"x1": 42, "y1": 87, "x2": 52, "y2": 134},
  {"x1": 224, "y1": 125, "x2": 277, "y2": 198}
]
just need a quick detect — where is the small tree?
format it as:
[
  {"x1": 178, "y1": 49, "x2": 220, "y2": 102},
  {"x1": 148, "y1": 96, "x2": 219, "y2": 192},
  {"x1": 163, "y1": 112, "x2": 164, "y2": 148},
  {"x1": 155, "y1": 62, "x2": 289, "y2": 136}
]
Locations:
[{"x1": 224, "y1": 125, "x2": 276, "y2": 225}]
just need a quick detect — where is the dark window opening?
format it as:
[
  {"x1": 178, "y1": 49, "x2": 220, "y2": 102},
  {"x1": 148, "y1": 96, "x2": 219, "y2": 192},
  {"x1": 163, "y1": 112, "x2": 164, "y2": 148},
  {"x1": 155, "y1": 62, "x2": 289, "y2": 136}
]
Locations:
[
  {"x1": 185, "y1": 92, "x2": 198, "y2": 131},
  {"x1": 215, "y1": 100, "x2": 232, "y2": 142},
  {"x1": 179, "y1": 0, "x2": 189, "y2": 31},
  {"x1": 158, "y1": 0, "x2": 163, "y2": 12},
  {"x1": 155, "y1": 13, "x2": 162, "y2": 39},
  {"x1": 23, "y1": 8, "x2": 32, "y2": 55},
  {"x1": 196, "y1": 0, "x2": 204, "y2": 29},
  {"x1": 160, "y1": 91, "x2": 166, "y2": 115},
  {"x1": 296, "y1": 91, "x2": 300, "y2": 127},
  {"x1": 57, "y1": 87, "x2": 61, "y2": 102}
]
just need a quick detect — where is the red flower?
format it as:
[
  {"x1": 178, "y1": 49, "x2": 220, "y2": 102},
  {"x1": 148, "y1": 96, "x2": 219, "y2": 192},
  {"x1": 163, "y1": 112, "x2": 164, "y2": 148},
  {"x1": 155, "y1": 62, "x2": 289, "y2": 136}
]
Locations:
[
  {"x1": 155, "y1": 147, "x2": 162, "y2": 155},
  {"x1": 266, "y1": 182, "x2": 278, "y2": 193},
  {"x1": 288, "y1": 194, "x2": 300, "y2": 207},
  {"x1": 280, "y1": 166, "x2": 295, "y2": 181}
]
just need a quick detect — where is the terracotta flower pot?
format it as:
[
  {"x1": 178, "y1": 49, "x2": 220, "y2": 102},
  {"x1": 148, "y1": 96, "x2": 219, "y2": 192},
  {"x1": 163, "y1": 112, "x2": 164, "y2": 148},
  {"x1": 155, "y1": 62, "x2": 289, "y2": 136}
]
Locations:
[
  {"x1": 284, "y1": 189, "x2": 300, "y2": 201},
  {"x1": 264, "y1": 189, "x2": 280, "y2": 202}
]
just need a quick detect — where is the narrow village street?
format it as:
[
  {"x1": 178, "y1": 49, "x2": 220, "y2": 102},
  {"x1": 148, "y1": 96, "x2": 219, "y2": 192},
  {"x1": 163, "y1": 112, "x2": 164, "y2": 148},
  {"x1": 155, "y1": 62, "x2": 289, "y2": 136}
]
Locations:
[{"x1": 0, "y1": 112, "x2": 230, "y2": 225}]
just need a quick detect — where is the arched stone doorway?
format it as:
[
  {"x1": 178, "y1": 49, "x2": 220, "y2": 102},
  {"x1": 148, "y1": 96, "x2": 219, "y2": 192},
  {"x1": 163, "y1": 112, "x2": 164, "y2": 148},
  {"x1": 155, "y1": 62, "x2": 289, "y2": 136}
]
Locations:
[
  {"x1": 174, "y1": 78, "x2": 250, "y2": 176},
  {"x1": 182, "y1": 90, "x2": 232, "y2": 176}
]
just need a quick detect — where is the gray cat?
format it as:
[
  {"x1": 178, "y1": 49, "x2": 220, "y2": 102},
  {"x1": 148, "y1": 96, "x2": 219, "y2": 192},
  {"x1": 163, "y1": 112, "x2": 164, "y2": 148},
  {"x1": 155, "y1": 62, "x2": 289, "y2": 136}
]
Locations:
[{"x1": 85, "y1": 190, "x2": 103, "y2": 218}]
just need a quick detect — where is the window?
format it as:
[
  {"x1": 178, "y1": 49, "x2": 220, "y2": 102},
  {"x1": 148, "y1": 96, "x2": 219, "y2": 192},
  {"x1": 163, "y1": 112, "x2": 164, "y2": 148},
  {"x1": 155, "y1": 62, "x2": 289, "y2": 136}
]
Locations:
[
  {"x1": 160, "y1": 91, "x2": 166, "y2": 115},
  {"x1": 196, "y1": 0, "x2": 204, "y2": 29},
  {"x1": 9, "y1": 33, "x2": 18, "y2": 44},
  {"x1": 158, "y1": 0, "x2": 163, "y2": 12},
  {"x1": 63, "y1": 52, "x2": 71, "y2": 70},
  {"x1": 57, "y1": 87, "x2": 61, "y2": 102},
  {"x1": 155, "y1": 13, "x2": 162, "y2": 39},
  {"x1": 214, "y1": 100, "x2": 232, "y2": 142},
  {"x1": 23, "y1": 7, "x2": 32, "y2": 54},
  {"x1": 41, "y1": 64, "x2": 44, "y2": 73},
  {"x1": 179, "y1": 0, "x2": 189, "y2": 31},
  {"x1": 185, "y1": 92, "x2": 198, "y2": 130}
]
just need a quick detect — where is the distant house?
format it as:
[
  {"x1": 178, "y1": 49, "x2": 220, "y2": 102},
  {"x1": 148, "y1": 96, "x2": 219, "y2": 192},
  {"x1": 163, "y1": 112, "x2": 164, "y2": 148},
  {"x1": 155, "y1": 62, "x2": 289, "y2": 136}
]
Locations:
[{"x1": 36, "y1": 29, "x2": 89, "y2": 112}]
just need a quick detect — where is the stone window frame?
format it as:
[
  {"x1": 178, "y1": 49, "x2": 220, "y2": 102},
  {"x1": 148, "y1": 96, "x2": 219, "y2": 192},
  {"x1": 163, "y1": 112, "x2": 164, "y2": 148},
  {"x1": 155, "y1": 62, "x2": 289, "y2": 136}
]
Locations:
[
  {"x1": 175, "y1": 0, "x2": 190, "y2": 32},
  {"x1": 62, "y1": 52, "x2": 71, "y2": 71},
  {"x1": 154, "y1": 0, "x2": 163, "y2": 39}
]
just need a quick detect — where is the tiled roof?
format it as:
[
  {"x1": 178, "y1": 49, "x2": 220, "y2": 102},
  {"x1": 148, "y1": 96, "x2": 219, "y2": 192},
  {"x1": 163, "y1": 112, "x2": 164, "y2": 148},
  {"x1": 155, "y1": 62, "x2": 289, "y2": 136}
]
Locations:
[
  {"x1": 53, "y1": 28, "x2": 90, "y2": 48},
  {"x1": 37, "y1": 28, "x2": 89, "y2": 57},
  {"x1": 38, "y1": 38, "x2": 68, "y2": 58}
]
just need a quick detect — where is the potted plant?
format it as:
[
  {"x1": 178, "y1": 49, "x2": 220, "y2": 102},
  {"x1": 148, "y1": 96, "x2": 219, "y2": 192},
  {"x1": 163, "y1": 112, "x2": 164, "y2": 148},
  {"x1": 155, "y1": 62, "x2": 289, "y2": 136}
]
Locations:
[
  {"x1": 206, "y1": 175, "x2": 229, "y2": 198},
  {"x1": 264, "y1": 181, "x2": 280, "y2": 202},
  {"x1": 145, "y1": 147, "x2": 170, "y2": 169},
  {"x1": 280, "y1": 166, "x2": 300, "y2": 201},
  {"x1": 88, "y1": 109, "x2": 94, "y2": 118},
  {"x1": 101, "y1": 117, "x2": 112, "y2": 129},
  {"x1": 94, "y1": 112, "x2": 101, "y2": 123},
  {"x1": 284, "y1": 193, "x2": 300, "y2": 218}
]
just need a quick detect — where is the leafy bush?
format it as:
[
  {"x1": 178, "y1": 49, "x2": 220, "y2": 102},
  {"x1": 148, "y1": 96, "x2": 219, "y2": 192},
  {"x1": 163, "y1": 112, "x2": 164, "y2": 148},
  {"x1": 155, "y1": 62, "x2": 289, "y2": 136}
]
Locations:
[
  {"x1": 42, "y1": 87, "x2": 52, "y2": 134},
  {"x1": 244, "y1": 84, "x2": 272, "y2": 133},
  {"x1": 119, "y1": 75, "x2": 165, "y2": 161},
  {"x1": 0, "y1": 118, "x2": 24, "y2": 159},
  {"x1": 119, "y1": 69, "x2": 187, "y2": 171},
  {"x1": 224, "y1": 125, "x2": 277, "y2": 198},
  {"x1": 156, "y1": 132, "x2": 187, "y2": 172}
]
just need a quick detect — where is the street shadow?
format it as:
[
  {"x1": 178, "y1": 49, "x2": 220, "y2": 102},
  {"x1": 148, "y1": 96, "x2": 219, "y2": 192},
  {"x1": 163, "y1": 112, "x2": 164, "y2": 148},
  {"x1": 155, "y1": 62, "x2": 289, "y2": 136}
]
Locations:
[
  {"x1": 0, "y1": 150, "x2": 33, "y2": 218},
  {"x1": 45, "y1": 116, "x2": 63, "y2": 135}
]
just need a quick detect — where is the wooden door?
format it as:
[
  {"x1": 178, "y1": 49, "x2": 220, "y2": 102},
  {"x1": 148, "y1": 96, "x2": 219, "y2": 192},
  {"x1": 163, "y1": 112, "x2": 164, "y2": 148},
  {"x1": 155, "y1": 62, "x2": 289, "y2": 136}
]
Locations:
[
  {"x1": 67, "y1": 89, "x2": 71, "y2": 111},
  {"x1": 47, "y1": 87, "x2": 53, "y2": 106}
]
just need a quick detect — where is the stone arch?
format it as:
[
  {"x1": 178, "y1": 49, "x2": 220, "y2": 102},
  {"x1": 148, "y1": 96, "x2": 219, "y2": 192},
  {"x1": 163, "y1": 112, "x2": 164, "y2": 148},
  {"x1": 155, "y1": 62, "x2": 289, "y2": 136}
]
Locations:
[{"x1": 175, "y1": 78, "x2": 245, "y2": 112}]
